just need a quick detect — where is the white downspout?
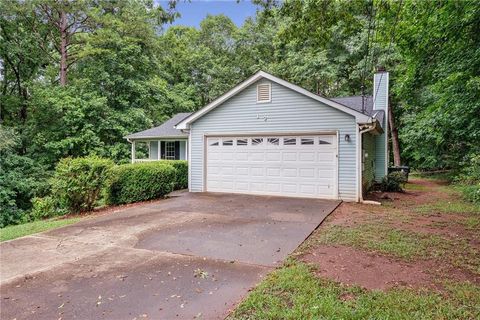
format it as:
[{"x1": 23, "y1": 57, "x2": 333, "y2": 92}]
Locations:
[{"x1": 357, "y1": 121, "x2": 380, "y2": 204}]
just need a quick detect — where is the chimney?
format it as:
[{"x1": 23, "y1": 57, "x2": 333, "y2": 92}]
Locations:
[{"x1": 373, "y1": 67, "x2": 389, "y2": 112}]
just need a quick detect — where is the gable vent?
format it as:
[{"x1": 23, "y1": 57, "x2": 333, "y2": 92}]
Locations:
[{"x1": 257, "y1": 83, "x2": 271, "y2": 103}]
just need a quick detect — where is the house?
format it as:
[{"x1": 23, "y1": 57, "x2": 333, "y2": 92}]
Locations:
[
  {"x1": 126, "y1": 70, "x2": 389, "y2": 202},
  {"x1": 125, "y1": 113, "x2": 191, "y2": 161}
]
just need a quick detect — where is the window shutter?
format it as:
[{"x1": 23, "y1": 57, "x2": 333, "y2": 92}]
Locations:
[{"x1": 257, "y1": 83, "x2": 271, "y2": 103}]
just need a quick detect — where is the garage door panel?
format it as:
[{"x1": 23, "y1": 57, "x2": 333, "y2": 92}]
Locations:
[
  {"x1": 298, "y1": 152, "x2": 316, "y2": 161},
  {"x1": 282, "y1": 152, "x2": 297, "y2": 161},
  {"x1": 249, "y1": 152, "x2": 264, "y2": 161},
  {"x1": 206, "y1": 135, "x2": 337, "y2": 199},
  {"x1": 236, "y1": 167, "x2": 249, "y2": 175},
  {"x1": 266, "y1": 168, "x2": 281, "y2": 177},
  {"x1": 299, "y1": 168, "x2": 316, "y2": 178},
  {"x1": 251, "y1": 167, "x2": 264, "y2": 176},
  {"x1": 235, "y1": 152, "x2": 249, "y2": 161}
]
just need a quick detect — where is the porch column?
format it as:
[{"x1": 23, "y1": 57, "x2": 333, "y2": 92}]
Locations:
[{"x1": 131, "y1": 140, "x2": 136, "y2": 163}]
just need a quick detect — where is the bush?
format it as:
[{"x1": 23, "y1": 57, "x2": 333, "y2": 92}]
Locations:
[
  {"x1": 105, "y1": 162, "x2": 176, "y2": 205},
  {"x1": 380, "y1": 172, "x2": 407, "y2": 192},
  {"x1": 30, "y1": 196, "x2": 66, "y2": 220},
  {"x1": 163, "y1": 160, "x2": 188, "y2": 189},
  {"x1": 50, "y1": 157, "x2": 114, "y2": 213},
  {"x1": 454, "y1": 155, "x2": 480, "y2": 204}
]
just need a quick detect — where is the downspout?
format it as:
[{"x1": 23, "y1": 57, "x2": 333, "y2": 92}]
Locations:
[{"x1": 357, "y1": 120, "x2": 381, "y2": 204}]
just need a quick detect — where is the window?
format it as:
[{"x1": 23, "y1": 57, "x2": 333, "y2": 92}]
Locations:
[
  {"x1": 267, "y1": 138, "x2": 279, "y2": 145},
  {"x1": 319, "y1": 139, "x2": 331, "y2": 145},
  {"x1": 257, "y1": 83, "x2": 271, "y2": 103},
  {"x1": 283, "y1": 138, "x2": 296, "y2": 145},
  {"x1": 236, "y1": 138, "x2": 248, "y2": 146},
  {"x1": 209, "y1": 139, "x2": 219, "y2": 146},
  {"x1": 165, "y1": 141, "x2": 175, "y2": 160},
  {"x1": 301, "y1": 138, "x2": 314, "y2": 145},
  {"x1": 252, "y1": 138, "x2": 264, "y2": 146},
  {"x1": 222, "y1": 139, "x2": 233, "y2": 146}
]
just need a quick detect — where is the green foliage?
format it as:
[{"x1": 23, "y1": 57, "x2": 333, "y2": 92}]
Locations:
[
  {"x1": 105, "y1": 162, "x2": 177, "y2": 205},
  {"x1": 163, "y1": 160, "x2": 188, "y2": 189},
  {"x1": 0, "y1": 127, "x2": 51, "y2": 227},
  {"x1": 380, "y1": 172, "x2": 407, "y2": 192},
  {"x1": 50, "y1": 157, "x2": 114, "y2": 213},
  {"x1": 30, "y1": 196, "x2": 65, "y2": 220}
]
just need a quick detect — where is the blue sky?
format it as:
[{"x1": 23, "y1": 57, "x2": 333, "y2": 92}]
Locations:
[{"x1": 158, "y1": 1, "x2": 259, "y2": 28}]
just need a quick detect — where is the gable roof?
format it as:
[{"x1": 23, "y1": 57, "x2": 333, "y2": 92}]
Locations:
[
  {"x1": 125, "y1": 112, "x2": 192, "y2": 140},
  {"x1": 175, "y1": 71, "x2": 373, "y2": 130}
]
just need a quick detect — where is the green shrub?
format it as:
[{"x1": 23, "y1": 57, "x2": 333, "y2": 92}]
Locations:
[
  {"x1": 30, "y1": 196, "x2": 66, "y2": 219},
  {"x1": 50, "y1": 157, "x2": 114, "y2": 213},
  {"x1": 454, "y1": 155, "x2": 480, "y2": 204},
  {"x1": 105, "y1": 162, "x2": 176, "y2": 205},
  {"x1": 380, "y1": 172, "x2": 407, "y2": 192},
  {"x1": 457, "y1": 183, "x2": 480, "y2": 204},
  {"x1": 163, "y1": 160, "x2": 188, "y2": 189}
]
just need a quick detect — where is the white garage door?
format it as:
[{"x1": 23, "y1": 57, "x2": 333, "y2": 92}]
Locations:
[{"x1": 206, "y1": 135, "x2": 337, "y2": 199}]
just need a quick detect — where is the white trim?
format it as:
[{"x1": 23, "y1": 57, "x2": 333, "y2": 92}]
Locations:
[
  {"x1": 175, "y1": 71, "x2": 372, "y2": 129},
  {"x1": 131, "y1": 140, "x2": 135, "y2": 164},
  {"x1": 188, "y1": 129, "x2": 192, "y2": 191}
]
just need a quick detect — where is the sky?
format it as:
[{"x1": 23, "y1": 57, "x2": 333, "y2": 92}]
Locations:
[{"x1": 158, "y1": 1, "x2": 259, "y2": 28}]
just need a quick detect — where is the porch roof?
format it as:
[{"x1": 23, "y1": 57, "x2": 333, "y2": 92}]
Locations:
[{"x1": 125, "y1": 112, "x2": 192, "y2": 140}]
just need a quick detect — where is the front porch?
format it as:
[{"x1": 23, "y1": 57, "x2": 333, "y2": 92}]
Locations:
[{"x1": 130, "y1": 139, "x2": 188, "y2": 163}]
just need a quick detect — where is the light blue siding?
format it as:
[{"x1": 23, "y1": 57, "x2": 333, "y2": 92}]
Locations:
[
  {"x1": 179, "y1": 141, "x2": 186, "y2": 160},
  {"x1": 149, "y1": 141, "x2": 159, "y2": 160},
  {"x1": 373, "y1": 72, "x2": 389, "y2": 181},
  {"x1": 189, "y1": 79, "x2": 358, "y2": 200}
]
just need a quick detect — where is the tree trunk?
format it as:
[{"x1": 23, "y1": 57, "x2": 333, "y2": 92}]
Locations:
[
  {"x1": 59, "y1": 10, "x2": 68, "y2": 86},
  {"x1": 388, "y1": 100, "x2": 401, "y2": 166}
]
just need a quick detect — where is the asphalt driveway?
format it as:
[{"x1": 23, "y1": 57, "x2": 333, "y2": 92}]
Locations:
[{"x1": 0, "y1": 192, "x2": 339, "y2": 320}]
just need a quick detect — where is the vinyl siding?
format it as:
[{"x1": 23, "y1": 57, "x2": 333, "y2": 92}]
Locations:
[
  {"x1": 373, "y1": 72, "x2": 389, "y2": 181},
  {"x1": 149, "y1": 141, "x2": 159, "y2": 160},
  {"x1": 362, "y1": 133, "x2": 376, "y2": 193},
  {"x1": 189, "y1": 79, "x2": 358, "y2": 201}
]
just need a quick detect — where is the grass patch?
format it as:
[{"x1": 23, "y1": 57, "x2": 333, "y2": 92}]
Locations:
[
  {"x1": 462, "y1": 217, "x2": 480, "y2": 230},
  {"x1": 228, "y1": 261, "x2": 480, "y2": 320},
  {"x1": 312, "y1": 223, "x2": 479, "y2": 274},
  {"x1": 415, "y1": 199, "x2": 480, "y2": 216},
  {"x1": 404, "y1": 182, "x2": 429, "y2": 191},
  {"x1": 0, "y1": 217, "x2": 81, "y2": 242}
]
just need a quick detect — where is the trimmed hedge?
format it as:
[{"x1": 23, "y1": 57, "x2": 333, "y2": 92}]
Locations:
[
  {"x1": 105, "y1": 162, "x2": 177, "y2": 205},
  {"x1": 163, "y1": 160, "x2": 188, "y2": 189},
  {"x1": 50, "y1": 157, "x2": 114, "y2": 213}
]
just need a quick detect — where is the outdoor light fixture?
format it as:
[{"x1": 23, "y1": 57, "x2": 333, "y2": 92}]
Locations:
[{"x1": 344, "y1": 134, "x2": 351, "y2": 142}]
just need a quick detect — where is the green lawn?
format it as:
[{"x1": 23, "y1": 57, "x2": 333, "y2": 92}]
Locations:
[
  {"x1": 0, "y1": 217, "x2": 82, "y2": 242},
  {"x1": 229, "y1": 261, "x2": 480, "y2": 320}
]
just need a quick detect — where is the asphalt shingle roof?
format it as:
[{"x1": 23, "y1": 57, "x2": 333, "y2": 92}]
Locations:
[
  {"x1": 330, "y1": 95, "x2": 385, "y2": 126},
  {"x1": 124, "y1": 112, "x2": 192, "y2": 139}
]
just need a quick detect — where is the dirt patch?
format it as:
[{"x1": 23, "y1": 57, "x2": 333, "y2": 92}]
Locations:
[
  {"x1": 302, "y1": 245, "x2": 433, "y2": 290},
  {"x1": 300, "y1": 179, "x2": 480, "y2": 291},
  {"x1": 301, "y1": 244, "x2": 479, "y2": 290}
]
